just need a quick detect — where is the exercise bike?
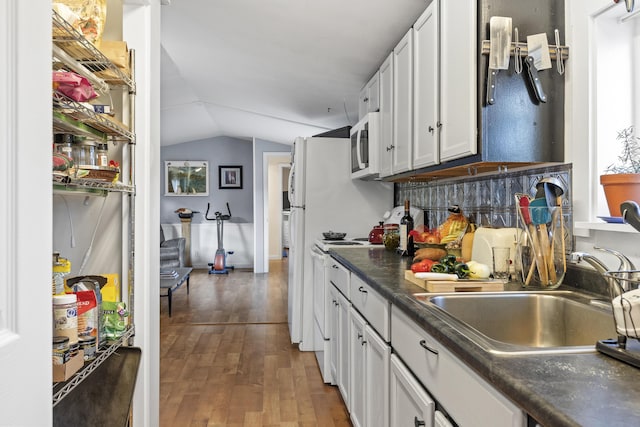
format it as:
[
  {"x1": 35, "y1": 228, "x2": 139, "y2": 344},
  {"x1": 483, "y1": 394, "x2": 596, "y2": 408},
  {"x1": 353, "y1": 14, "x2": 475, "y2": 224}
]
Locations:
[{"x1": 205, "y1": 202, "x2": 235, "y2": 274}]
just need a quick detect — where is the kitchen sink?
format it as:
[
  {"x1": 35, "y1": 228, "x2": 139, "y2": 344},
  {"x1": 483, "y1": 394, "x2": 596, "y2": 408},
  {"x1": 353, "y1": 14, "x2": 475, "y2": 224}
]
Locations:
[{"x1": 413, "y1": 291, "x2": 617, "y2": 355}]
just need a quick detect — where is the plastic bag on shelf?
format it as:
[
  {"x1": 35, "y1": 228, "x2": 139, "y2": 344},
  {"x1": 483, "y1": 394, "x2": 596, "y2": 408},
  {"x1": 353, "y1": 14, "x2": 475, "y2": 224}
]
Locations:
[
  {"x1": 53, "y1": 0, "x2": 107, "y2": 48},
  {"x1": 53, "y1": 71, "x2": 98, "y2": 102}
]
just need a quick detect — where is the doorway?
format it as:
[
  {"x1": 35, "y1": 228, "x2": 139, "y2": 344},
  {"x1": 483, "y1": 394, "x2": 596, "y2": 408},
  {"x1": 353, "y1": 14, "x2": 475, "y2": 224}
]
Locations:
[{"x1": 261, "y1": 153, "x2": 291, "y2": 273}]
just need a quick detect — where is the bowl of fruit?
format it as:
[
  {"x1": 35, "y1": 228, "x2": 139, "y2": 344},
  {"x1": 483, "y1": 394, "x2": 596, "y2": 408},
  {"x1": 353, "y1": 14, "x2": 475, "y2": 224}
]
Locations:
[{"x1": 410, "y1": 228, "x2": 445, "y2": 249}]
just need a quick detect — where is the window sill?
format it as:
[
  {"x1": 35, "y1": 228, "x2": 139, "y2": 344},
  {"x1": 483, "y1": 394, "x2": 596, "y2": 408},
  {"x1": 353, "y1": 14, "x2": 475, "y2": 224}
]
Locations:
[{"x1": 574, "y1": 221, "x2": 638, "y2": 237}]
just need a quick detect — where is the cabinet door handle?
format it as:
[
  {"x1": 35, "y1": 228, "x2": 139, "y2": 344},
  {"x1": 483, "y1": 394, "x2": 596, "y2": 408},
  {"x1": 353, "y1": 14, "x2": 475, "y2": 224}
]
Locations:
[
  {"x1": 331, "y1": 264, "x2": 339, "y2": 269},
  {"x1": 414, "y1": 416, "x2": 426, "y2": 427},
  {"x1": 419, "y1": 339, "x2": 439, "y2": 355},
  {"x1": 357, "y1": 332, "x2": 363, "y2": 341},
  {"x1": 386, "y1": 144, "x2": 395, "y2": 151},
  {"x1": 358, "y1": 286, "x2": 368, "y2": 294},
  {"x1": 428, "y1": 125, "x2": 434, "y2": 134}
]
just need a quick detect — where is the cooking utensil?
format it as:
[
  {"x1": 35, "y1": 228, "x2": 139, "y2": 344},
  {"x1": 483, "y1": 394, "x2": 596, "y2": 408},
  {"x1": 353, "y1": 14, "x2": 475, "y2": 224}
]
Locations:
[
  {"x1": 368, "y1": 222, "x2": 384, "y2": 244},
  {"x1": 517, "y1": 194, "x2": 547, "y2": 285},
  {"x1": 537, "y1": 177, "x2": 567, "y2": 271},
  {"x1": 530, "y1": 197, "x2": 555, "y2": 284},
  {"x1": 527, "y1": 33, "x2": 552, "y2": 70},
  {"x1": 525, "y1": 56, "x2": 547, "y2": 103},
  {"x1": 554, "y1": 29, "x2": 565, "y2": 75},
  {"x1": 486, "y1": 16, "x2": 512, "y2": 105},
  {"x1": 514, "y1": 27, "x2": 523, "y2": 74},
  {"x1": 323, "y1": 231, "x2": 346, "y2": 240}
]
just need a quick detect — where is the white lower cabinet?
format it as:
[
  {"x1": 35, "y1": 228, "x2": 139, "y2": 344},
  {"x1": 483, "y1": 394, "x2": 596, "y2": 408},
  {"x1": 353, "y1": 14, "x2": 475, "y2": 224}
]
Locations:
[
  {"x1": 365, "y1": 323, "x2": 390, "y2": 427},
  {"x1": 349, "y1": 307, "x2": 391, "y2": 427},
  {"x1": 390, "y1": 354, "x2": 435, "y2": 427},
  {"x1": 329, "y1": 284, "x2": 339, "y2": 386},
  {"x1": 391, "y1": 306, "x2": 526, "y2": 427},
  {"x1": 350, "y1": 308, "x2": 367, "y2": 427},
  {"x1": 336, "y1": 288, "x2": 351, "y2": 409}
]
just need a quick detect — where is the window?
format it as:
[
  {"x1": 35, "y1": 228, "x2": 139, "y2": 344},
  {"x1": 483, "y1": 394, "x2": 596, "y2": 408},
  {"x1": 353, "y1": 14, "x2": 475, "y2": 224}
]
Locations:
[{"x1": 593, "y1": 3, "x2": 639, "y2": 216}]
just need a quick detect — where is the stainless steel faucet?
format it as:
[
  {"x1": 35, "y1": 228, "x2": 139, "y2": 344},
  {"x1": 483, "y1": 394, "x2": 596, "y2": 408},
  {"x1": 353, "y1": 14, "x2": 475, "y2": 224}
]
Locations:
[
  {"x1": 569, "y1": 247, "x2": 637, "y2": 295},
  {"x1": 569, "y1": 247, "x2": 637, "y2": 349}
]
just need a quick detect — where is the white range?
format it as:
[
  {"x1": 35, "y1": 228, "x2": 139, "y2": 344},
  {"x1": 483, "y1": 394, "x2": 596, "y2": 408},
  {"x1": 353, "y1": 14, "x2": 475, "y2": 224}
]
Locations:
[{"x1": 311, "y1": 237, "x2": 380, "y2": 383}]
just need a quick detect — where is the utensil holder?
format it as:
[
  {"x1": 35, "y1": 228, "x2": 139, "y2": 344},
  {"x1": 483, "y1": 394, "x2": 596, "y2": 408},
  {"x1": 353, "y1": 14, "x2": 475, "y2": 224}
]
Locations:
[{"x1": 514, "y1": 195, "x2": 566, "y2": 289}]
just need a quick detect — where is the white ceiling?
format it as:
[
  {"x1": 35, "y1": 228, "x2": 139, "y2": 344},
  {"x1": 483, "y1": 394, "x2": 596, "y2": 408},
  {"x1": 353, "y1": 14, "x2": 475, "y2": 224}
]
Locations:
[{"x1": 160, "y1": 0, "x2": 429, "y2": 146}]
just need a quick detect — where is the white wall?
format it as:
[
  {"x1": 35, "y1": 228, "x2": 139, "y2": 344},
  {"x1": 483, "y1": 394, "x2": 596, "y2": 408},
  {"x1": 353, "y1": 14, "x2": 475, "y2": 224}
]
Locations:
[
  {"x1": 567, "y1": 0, "x2": 640, "y2": 269},
  {"x1": 162, "y1": 222, "x2": 254, "y2": 269}
]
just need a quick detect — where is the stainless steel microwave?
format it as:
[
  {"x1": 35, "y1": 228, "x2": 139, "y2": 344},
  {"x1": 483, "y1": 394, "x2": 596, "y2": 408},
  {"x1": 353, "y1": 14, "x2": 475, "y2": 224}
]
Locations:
[{"x1": 350, "y1": 112, "x2": 380, "y2": 180}]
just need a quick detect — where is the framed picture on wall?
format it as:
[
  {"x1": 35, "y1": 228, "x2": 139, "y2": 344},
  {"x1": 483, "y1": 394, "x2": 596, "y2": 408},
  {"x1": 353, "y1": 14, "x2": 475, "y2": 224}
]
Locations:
[
  {"x1": 219, "y1": 165, "x2": 243, "y2": 189},
  {"x1": 164, "y1": 160, "x2": 209, "y2": 196}
]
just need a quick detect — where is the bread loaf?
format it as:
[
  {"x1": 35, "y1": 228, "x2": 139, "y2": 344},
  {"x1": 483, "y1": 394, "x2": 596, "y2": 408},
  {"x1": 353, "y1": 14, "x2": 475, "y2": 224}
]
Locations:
[{"x1": 413, "y1": 247, "x2": 448, "y2": 262}]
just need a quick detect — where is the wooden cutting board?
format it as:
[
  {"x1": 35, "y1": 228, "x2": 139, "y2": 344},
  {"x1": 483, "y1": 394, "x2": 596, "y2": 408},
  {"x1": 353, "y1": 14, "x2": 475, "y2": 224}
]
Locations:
[{"x1": 404, "y1": 270, "x2": 504, "y2": 292}]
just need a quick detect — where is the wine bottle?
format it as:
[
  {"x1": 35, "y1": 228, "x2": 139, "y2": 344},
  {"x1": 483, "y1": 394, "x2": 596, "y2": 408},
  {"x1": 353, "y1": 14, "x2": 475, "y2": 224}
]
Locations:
[{"x1": 399, "y1": 200, "x2": 414, "y2": 256}]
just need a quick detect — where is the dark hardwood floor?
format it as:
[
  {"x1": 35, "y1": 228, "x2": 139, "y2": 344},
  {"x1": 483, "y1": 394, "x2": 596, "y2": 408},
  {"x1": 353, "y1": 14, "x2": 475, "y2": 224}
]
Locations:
[{"x1": 159, "y1": 260, "x2": 351, "y2": 426}]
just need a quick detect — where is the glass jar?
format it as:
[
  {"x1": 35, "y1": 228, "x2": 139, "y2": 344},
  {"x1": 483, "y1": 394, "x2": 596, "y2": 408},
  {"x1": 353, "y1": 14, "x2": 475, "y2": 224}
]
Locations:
[
  {"x1": 515, "y1": 197, "x2": 566, "y2": 289},
  {"x1": 54, "y1": 134, "x2": 74, "y2": 161},
  {"x1": 383, "y1": 225, "x2": 400, "y2": 251},
  {"x1": 72, "y1": 137, "x2": 97, "y2": 167},
  {"x1": 96, "y1": 143, "x2": 109, "y2": 167}
]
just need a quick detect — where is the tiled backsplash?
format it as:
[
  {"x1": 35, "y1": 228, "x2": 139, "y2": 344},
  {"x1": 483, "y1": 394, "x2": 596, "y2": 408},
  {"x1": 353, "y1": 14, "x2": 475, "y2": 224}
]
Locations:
[{"x1": 395, "y1": 163, "x2": 573, "y2": 248}]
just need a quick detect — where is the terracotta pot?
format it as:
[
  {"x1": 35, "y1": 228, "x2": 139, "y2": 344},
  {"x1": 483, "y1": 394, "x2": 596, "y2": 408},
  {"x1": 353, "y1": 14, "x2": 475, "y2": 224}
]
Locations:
[{"x1": 600, "y1": 173, "x2": 640, "y2": 216}]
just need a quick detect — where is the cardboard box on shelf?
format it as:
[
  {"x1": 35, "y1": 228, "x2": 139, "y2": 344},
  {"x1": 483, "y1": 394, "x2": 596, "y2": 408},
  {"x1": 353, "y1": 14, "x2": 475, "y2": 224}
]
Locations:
[
  {"x1": 52, "y1": 350, "x2": 85, "y2": 382},
  {"x1": 95, "y1": 40, "x2": 130, "y2": 80}
]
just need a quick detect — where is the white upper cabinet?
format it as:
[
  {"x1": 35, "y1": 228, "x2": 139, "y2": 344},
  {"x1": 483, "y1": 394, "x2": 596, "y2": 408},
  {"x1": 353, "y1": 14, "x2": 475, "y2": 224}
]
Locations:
[
  {"x1": 359, "y1": 71, "x2": 381, "y2": 120},
  {"x1": 438, "y1": 0, "x2": 477, "y2": 162},
  {"x1": 413, "y1": 0, "x2": 477, "y2": 168},
  {"x1": 412, "y1": 2, "x2": 440, "y2": 169},
  {"x1": 378, "y1": 52, "x2": 394, "y2": 178},
  {"x1": 392, "y1": 29, "x2": 414, "y2": 175}
]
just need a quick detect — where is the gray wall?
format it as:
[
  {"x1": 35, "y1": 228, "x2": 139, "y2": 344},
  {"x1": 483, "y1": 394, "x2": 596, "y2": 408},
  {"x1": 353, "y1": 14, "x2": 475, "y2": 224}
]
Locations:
[
  {"x1": 160, "y1": 135, "x2": 290, "y2": 270},
  {"x1": 160, "y1": 136, "x2": 254, "y2": 224}
]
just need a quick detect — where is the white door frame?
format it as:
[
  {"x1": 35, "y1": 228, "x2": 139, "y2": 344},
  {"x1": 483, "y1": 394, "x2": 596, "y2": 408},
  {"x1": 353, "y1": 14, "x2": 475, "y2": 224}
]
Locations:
[{"x1": 260, "y1": 152, "x2": 291, "y2": 273}]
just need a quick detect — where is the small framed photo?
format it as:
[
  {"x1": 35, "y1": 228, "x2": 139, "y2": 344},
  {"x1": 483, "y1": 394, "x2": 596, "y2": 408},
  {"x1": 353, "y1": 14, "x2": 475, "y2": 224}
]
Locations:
[
  {"x1": 219, "y1": 165, "x2": 243, "y2": 189},
  {"x1": 165, "y1": 160, "x2": 209, "y2": 196}
]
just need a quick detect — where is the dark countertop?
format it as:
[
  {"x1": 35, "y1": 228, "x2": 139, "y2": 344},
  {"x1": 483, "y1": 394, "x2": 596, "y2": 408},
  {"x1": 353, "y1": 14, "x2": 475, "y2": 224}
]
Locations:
[{"x1": 329, "y1": 247, "x2": 640, "y2": 427}]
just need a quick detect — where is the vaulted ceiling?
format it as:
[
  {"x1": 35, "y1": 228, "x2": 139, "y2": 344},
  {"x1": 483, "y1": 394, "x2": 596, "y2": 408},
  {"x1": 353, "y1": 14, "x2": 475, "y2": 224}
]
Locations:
[{"x1": 160, "y1": 0, "x2": 429, "y2": 146}]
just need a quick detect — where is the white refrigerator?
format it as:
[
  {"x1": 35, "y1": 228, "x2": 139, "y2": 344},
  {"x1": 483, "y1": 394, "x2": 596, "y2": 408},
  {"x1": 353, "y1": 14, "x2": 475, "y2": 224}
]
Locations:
[{"x1": 287, "y1": 136, "x2": 393, "y2": 351}]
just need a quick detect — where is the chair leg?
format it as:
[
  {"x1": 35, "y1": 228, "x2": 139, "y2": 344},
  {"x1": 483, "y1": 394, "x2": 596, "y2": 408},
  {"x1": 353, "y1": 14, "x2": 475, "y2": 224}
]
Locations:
[{"x1": 168, "y1": 289, "x2": 172, "y2": 317}]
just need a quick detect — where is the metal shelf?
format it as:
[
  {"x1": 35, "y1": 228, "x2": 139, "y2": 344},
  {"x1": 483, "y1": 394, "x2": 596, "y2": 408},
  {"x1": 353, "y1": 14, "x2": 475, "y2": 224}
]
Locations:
[
  {"x1": 51, "y1": 8, "x2": 138, "y2": 407},
  {"x1": 52, "y1": 326, "x2": 135, "y2": 407},
  {"x1": 53, "y1": 174, "x2": 135, "y2": 195},
  {"x1": 53, "y1": 92, "x2": 134, "y2": 143},
  {"x1": 52, "y1": 9, "x2": 135, "y2": 91}
]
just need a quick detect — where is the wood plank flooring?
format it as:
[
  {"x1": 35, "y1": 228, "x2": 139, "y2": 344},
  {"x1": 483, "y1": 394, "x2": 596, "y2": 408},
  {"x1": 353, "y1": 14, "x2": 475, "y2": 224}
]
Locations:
[{"x1": 160, "y1": 260, "x2": 351, "y2": 426}]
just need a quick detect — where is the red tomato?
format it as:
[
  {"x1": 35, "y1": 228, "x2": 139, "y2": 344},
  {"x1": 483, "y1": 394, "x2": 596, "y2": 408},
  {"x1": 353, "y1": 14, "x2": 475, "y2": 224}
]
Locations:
[{"x1": 411, "y1": 259, "x2": 435, "y2": 273}]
